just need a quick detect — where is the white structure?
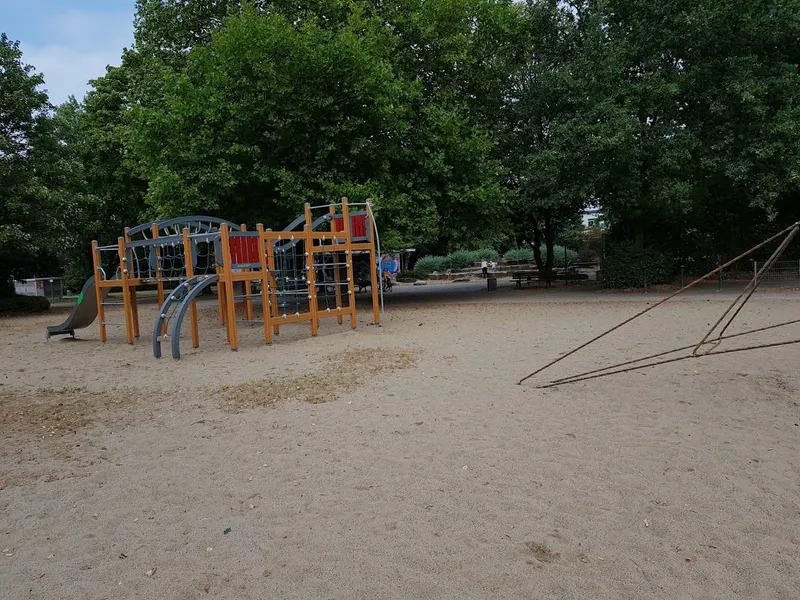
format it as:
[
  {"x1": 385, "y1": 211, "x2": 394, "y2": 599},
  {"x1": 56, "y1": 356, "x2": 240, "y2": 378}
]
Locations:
[
  {"x1": 14, "y1": 277, "x2": 63, "y2": 299},
  {"x1": 581, "y1": 206, "x2": 603, "y2": 229}
]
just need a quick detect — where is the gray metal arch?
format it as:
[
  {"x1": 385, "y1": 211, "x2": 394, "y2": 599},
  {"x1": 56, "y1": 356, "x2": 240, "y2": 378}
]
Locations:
[
  {"x1": 153, "y1": 276, "x2": 203, "y2": 358},
  {"x1": 273, "y1": 213, "x2": 336, "y2": 254},
  {"x1": 128, "y1": 216, "x2": 241, "y2": 238},
  {"x1": 169, "y1": 275, "x2": 219, "y2": 359}
]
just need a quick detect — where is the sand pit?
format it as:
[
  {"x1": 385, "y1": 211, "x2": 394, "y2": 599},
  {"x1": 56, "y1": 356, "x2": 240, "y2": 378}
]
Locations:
[{"x1": 1, "y1": 287, "x2": 799, "y2": 599}]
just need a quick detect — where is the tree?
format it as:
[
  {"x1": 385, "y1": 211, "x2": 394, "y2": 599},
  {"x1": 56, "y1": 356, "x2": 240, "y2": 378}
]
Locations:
[
  {"x1": 123, "y1": 1, "x2": 518, "y2": 252},
  {"x1": 591, "y1": 0, "x2": 800, "y2": 262},
  {"x1": 502, "y1": 1, "x2": 594, "y2": 273},
  {"x1": 54, "y1": 66, "x2": 148, "y2": 289},
  {"x1": 0, "y1": 34, "x2": 58, "y2": 295}
]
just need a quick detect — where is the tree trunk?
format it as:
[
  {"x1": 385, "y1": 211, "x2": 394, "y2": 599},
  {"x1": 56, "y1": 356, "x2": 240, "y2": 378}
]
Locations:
[
  {"x1": 0, "y1": 268, "x2": 14, "y2": 297},
  {"x1": 530, "y1": 220, "x2": 545, "y2": 273},
  {"x1": 544, "y1": 211, "x2": 555, "y2": 274},
  {"x1": 634, "y1": 218, "x2": 645, "y2": 250}
]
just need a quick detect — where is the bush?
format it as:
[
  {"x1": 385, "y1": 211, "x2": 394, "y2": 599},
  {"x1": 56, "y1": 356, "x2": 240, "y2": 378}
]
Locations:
[
  {"x1": 413, "y1": 256, "x2": 445, "y2": 278},
  {"x1": 413, "y1": 248, "x2": 499, "y2": 278},
  {"x1": 503, "y1": 248, "x2": 533, "y2": 261},
  {"x1": 0, "y1": 294, "x2": 51, "y2": 315},
  {"x1": 503, "y1": 246, "x2": 578, "y2": 267},
  {"x1": 396, "y1": 270, "x2": 417, "y2": 282},
  {"x1": 602, "y1": 242, "x2": 674, "y2": 288}
]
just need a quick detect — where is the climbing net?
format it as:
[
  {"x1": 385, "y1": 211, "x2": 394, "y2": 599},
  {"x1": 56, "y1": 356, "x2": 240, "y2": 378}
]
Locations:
[
  {"x1": 314, "y1": 250, "x2": 351, "y2": 311},
  {"x1": 126, "y1": 219, "x2": 231, "y2": 282},
  {"x1": 273, "y1": 238, "x2": 310, "y2": 316}
]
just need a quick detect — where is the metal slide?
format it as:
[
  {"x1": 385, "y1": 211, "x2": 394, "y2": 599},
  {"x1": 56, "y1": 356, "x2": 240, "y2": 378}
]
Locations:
[
  {"x1": 153, "y1": 275, "x2": 219, "y2": 359},
  {"x1": 45, "y1": 276, "x2": 109, "y2": 340}
]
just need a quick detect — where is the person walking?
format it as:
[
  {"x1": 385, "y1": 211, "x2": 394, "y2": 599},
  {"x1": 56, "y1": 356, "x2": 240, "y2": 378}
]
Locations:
[{"x1": 481, "y1": 259, "x2": 488, "y2": 278}]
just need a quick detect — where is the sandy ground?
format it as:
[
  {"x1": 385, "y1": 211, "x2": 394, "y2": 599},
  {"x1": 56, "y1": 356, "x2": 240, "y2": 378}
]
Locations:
[{"x1": 2, "y1": 283, "x2": 800, "y2": 599}]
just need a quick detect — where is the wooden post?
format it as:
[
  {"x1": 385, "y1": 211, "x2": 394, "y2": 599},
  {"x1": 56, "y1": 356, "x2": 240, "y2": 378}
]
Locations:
[
  {"x1": 304, "y1": 203, "x2": 320, "y2": 334},
  {"x1": 366, "y1": 200, "x2": 380, "y2": 325},
  {"x1": 265, "y1": 229, "x2": 280, "y2": 336},
  {"x1": 92, "y1": 240, "x2": 107, "y2": 343},
  {"x1": 341, "y1": 198, "x2": 357, "y2": 329},
  {"x1": 215, "y1": 231, "x2": 227, "y2": 327},
  {"x1": 220, "y1": 224, "x2": 239, "y2": 351},
  {"x1": 123, "y1": 227, "x2": 140, "y2": 339},
  {"x1": 183, "y1": 228, "x2": 200, "y2": 349},
  {"x1": 257, "y1": 224, "x2": 273, "y2": 345},
  {"x1": 117, "y1": 236, "x2": 135, "y2": 344},
  {"x1": 217, "y1": 261, "x2": 227, "y2": 327},
  {"x1": 151, "y1": 223, "x2": 166, "y2": 334},
  {"x1": 329, "y1": 203, "x2": 344, "y2": 324},
  {"x1": 305, "y1": 223, "x2": 319, "y2": 336},
  {"x1": 240, "y1": 224, "x2": 255, "y2": 326}
]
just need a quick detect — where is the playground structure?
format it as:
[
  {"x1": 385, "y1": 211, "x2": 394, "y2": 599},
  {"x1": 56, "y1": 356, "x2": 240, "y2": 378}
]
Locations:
[{"x1": 46, "y1": 199, "x2": 383, "y2": 359}]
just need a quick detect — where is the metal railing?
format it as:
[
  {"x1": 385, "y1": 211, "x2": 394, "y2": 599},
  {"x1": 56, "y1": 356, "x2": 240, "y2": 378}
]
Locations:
[
  {"x1": 13, "y1": 277, "x2": 64, "y2": 300},
  {"x1": 752, "y1": 259, "x2": 800, "y2": 284}
]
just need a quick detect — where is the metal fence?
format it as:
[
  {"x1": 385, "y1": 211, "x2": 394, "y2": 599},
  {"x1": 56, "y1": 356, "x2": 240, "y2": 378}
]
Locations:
[
  {"x1": 13, "y1": 277, "x2": 64, "y2": 299},
  {"x1": 753, "y1": 260, "x2": 800, "y2": 285}
]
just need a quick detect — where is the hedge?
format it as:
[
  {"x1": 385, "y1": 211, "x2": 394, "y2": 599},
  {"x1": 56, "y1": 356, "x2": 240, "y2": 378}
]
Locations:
[
  {"x1": 413, "y1": 249, "x2": 499, "y2": 278},
  {"x1": 602, "y1": 242, "x2": 674, "y2": 288},
  {"x1": 503, "y1": 246, "x2": 577, "y2": 266},
  {"x1": 0, "y1": 294, "x2": 51, "y2": 315}
]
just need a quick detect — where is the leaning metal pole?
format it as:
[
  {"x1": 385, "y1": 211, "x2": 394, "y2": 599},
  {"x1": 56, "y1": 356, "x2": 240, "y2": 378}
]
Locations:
[
  {"x1": 517, "y1": 220, "x2": 800, "y2": 385},
  {"x1": 692, "y1": 225, "x2": 799, "y2": 355},
  {"x1": 537, "y1": 337, "x2": 800, "y2": 389},
  {"x1": 546, "y1": 318, "x2": 800, "y2": 387}
]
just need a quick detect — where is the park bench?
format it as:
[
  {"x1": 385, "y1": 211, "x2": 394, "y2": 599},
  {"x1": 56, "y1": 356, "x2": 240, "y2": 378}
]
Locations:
[
  {"x1": 511, "y1": 269, "x2": 590, "y2": 289},
  {"x1": 511, "y1": 270, "x2": 555, "y2": 288}
]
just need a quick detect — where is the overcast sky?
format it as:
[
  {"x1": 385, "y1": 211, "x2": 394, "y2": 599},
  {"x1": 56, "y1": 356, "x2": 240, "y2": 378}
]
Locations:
[{"x1": 0, "y1": 0, "x2": 135, "y2": 105}]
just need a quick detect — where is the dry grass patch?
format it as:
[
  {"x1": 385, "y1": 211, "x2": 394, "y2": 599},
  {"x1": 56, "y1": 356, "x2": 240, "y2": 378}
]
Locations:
[
  {"x1": 0, "y1": 386, "x2": 145, "y2": 440},
  {"x1": 219, "y1": 347, "x2": 420, "y2": 412}
]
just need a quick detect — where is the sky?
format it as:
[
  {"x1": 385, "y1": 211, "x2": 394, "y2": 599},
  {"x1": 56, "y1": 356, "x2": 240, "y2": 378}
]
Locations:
[{"x1": 0, "y1": 0, "x2": 136, "y2": 105}]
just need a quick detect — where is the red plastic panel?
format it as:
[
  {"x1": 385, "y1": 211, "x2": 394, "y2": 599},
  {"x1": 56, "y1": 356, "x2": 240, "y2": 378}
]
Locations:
[
  {"x1": 332, "y1": 214, "x2": 368, "y2": 239},
  {"x1": 228, "y1": 236, "x2": 260, "y2": 265}
]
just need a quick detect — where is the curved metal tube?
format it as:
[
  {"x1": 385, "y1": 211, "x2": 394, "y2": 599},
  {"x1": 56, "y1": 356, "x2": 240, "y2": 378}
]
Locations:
[
  {"x1": 170, "y1": 275, "x2": 219, "y2": 359},
  {"x1": 128, "y1": 216, "x2": 241, "y2": 238},
  {"x1": 366, "y1": 202, "x2": 384, "y2": 320},
  {"x1": 153, "y1": 276, "x2": 201, "y2": 358}
]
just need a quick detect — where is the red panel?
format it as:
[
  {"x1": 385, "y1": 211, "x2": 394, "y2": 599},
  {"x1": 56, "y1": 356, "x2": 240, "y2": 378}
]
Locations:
[
  {"x1": 332, "y1": 214, "x2": 368, "y2": 239},
  {"x1": 228, "y1": 236, "x2": 260, "y2": 265}
]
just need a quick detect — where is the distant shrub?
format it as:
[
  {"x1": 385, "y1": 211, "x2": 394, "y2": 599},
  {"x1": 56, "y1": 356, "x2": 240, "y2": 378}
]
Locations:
[
  {"x1": 602, "y1": 242, "x2": 674, "y2": 288},
  {"x1": 0, "y1": 294, "x2": 51, "y2": 315},
  {"x1": 396, "y1": 270, "x2": 417, "y2": 282},
  {"x1": 413, "y1": 249, "x2": 499, "y2": 278},
  {"x1": 504, "y1": 248, "x2": 533, "y2": 261},
  {"x1": 503, "y1": 246, "x2": 577, "y2": 267},
  {"x1": 413, "y1": 256, "x2": 445, "y2": 278},
  {"x1": 469, "y1": 248, "x2": 500, "y2": 261}
]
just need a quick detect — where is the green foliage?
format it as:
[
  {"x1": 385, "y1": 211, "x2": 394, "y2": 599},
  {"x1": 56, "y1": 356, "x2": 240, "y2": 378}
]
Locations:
[
  {"x1": 0, "y1": 34, "x2": 60, "y2": 296},
  {"x1": 413, "y1": 248, "x2": 498, "y2": 277},
  {"x1": 396, "y1": 270, "x2": 417, "y2": 283},
  {"x1": 503, "y1": 249, "x2": 533, "y2": 261},
  {"x1": 503, "y1": 246, "x2": 577, "y2": 266},
  {"x1": 602, "y1": 243, "x2": 674, "y2": 289},
  {"x1": 123, "y1": 1, "x2": 515, "y2": 250},
  {"x1": 412, "y1": 256, "x2": 442, "y2": 278},
  {"x1": 0, "y1": 294, "x2": 50, "y2": 315},
  {"x1": 4, "y1": 0, "x2": 800, "y2": 292}
]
